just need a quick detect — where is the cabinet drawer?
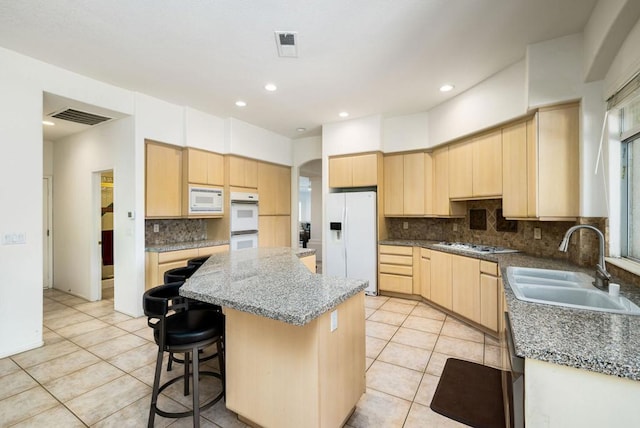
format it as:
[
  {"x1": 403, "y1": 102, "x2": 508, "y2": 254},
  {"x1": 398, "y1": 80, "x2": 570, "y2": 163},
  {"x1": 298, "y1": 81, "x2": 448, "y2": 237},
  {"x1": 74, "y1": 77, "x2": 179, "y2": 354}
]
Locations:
[
  {"x1": 420, "y1": 248, "x2": 431, "y2": 259},
  {"x1": 379, "y1": 254, "x2": 413, "y2": 266},
  {"x1": 380, "y1": 263, "x2": 413, "y2": 276},
  {"x1": 158, "y1": 248, "x2": 199, "y2": 263},
  {"x1": 480, "y1": 260, "x2": 498, "y2": 276},
  {"x1": 379, "y1": 274, "x2": 413, "y2": 294},
  {"x1": 379, "y1": 245, "x2": 413, "y2": 256}
]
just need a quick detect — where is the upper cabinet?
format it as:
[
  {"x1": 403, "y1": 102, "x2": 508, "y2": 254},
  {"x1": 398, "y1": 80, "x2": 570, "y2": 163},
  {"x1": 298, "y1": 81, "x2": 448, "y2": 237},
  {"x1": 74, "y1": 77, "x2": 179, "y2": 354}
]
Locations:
[
  {"x1": 228, "y1": 155, "x2": 258, "y2": 189},
  {"x1": 146, "y1": 140, "x2": 183, "y2": 218},
  {"x1": 433, "y1": 147, "x2": 466, "y2": 217},
  {"x1": 183, "y1": 148, "x2": 224, "y2": 186},
  {"x1": 329, "y1": 153, "x2": 380, "y2": 188},
  {"x1": 449, "y1": 130, "x2": 502, "y2": 200},
  {"x1": 502, "y1": 103, "x2": 579, "y2": 220},
  {"x1": 383, "y1": 152, "x2": 431, "y2": 216},
  {"x1": 258, "y1": 162, "x2": 291, "y2": 215}
]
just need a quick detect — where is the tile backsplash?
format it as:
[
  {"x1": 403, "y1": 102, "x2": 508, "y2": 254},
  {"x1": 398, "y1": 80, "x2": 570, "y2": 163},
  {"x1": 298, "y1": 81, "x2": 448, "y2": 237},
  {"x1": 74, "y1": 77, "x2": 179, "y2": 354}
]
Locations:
[
  {"x1": 145, "y1": 219, "x2": 208, "y2": 245},
  {"x1": 386, "y1": 199, "x2": 605, "y2": 266}
]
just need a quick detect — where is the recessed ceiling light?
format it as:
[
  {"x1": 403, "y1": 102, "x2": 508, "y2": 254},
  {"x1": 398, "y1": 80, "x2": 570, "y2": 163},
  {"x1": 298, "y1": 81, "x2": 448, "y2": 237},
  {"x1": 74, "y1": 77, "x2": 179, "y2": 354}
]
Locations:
[
  {"x1": 440, "y1": 84, "x2": 455, "y2": 92},
  {"x1": 339, "y1": 112, "x2": 349, "y2": 118},
  {"x1": 235, "y1": 100, "x2": 247, "y2": 107},
  {"x1": 265, "y1": 83, "x2": 277, "y2": 92},
  {"x1": 42, "y1": 120, "x2": 55, "y2": 126},
  {"x1": 297, "y1": 128, "x2": 306, "y2": 132}
]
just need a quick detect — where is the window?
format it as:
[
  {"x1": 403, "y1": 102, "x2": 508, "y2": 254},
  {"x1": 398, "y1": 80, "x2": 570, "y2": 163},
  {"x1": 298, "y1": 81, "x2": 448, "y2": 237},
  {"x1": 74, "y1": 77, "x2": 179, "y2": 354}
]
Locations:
[{"x1": 620, "y1": 95, "x2": 640, "y2": 262}]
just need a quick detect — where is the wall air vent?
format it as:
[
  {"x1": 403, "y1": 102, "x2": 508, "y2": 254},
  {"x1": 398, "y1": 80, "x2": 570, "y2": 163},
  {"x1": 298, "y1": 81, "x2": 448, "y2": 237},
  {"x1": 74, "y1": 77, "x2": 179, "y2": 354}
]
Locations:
[
  {"x1": 50, "y1": 108, "x2": 112, "y2": 126},
  {"x1": 274, "y1": 31, "x2": 298, "y2": 58}
]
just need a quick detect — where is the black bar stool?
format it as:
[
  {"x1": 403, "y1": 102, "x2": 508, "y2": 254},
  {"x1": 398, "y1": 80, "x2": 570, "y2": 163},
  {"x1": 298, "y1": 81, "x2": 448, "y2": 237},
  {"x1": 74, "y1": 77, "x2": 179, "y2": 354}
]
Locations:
[
  {"x1": 187, "y1": 255, "x2": 210, "y2": 268},
  {"x1": 144, "y1": 283, "x2": 225, "y2": 428}
]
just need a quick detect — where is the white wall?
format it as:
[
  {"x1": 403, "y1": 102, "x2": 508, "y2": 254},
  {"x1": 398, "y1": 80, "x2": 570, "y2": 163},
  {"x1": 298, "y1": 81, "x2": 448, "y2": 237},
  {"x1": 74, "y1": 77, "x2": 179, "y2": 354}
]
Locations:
[
  {"x1": 604, "y1": 15, "x2": 640, "y2": 97},
  {"x1": 53, "y1": 118, "x2": 133, "y2": 300},
  {"x1": 527, "y1": 33, "x2": 584, "y2": 108},
  {"x1": 382, "y1": 112, "x2": 429, "y2": 153},
  {"x1": 225, "y1": 118, "x2": 292, "y2": 165},
  {"x1": 428, "y1": 60, "x2": 527, "y2": 147},
  {"x1": 322, "y1": 115, "x2": 383, "y2": 156},
  {"x1": 185, "y1": 107, "x2": 225, "y2": 153}
]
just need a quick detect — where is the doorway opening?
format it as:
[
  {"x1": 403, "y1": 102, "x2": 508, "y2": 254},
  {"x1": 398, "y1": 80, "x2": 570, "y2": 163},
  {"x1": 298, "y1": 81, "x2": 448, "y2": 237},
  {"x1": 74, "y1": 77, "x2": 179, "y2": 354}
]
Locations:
[
  {"x1": 100, "y1": 171, "x2": 114, "y2": 300},
  {"x1": 298, "y1": 159, "x2": 322, "y2": 273},
  {"x1": 43, "y1": 176, "x2": 53, "y2": 289}
]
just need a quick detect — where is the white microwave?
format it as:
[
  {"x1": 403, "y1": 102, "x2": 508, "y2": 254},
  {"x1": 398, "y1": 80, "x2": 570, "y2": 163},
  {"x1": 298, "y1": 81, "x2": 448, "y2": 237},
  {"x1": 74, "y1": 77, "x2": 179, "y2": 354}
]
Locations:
[{"x1": 189, "y1": 185, "x2": 223, "y2": 215}]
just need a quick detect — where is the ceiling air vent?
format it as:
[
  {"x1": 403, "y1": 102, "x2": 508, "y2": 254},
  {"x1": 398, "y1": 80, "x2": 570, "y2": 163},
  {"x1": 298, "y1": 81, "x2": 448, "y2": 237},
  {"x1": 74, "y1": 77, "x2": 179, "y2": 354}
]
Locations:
[
  {"x1": 274, "y1": 31, "x2": 298, "y2": 58},
  {"x1": 50, "y1": 108, "x2": 112, "y2": 126}
]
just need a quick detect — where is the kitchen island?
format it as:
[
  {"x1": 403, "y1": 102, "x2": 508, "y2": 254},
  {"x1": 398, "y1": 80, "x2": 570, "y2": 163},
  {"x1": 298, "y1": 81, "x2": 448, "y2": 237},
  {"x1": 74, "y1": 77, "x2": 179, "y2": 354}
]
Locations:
[{"x1": 179, "y1": 247, "x2": 367, "y2": 428}]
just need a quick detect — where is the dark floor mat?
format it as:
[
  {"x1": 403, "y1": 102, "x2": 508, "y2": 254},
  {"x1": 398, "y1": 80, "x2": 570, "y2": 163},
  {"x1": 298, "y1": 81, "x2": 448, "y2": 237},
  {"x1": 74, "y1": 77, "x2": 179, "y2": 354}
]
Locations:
[{"x1": 430, "y1": 358, "x2": 506, "y2": 428}]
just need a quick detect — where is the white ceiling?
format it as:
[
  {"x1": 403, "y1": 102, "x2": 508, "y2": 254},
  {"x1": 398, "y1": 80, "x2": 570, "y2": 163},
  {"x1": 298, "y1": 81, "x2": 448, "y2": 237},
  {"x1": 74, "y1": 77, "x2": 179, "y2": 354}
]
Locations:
[{"x1": 0, "y1": 0, "x2": 598, "y2": 140}]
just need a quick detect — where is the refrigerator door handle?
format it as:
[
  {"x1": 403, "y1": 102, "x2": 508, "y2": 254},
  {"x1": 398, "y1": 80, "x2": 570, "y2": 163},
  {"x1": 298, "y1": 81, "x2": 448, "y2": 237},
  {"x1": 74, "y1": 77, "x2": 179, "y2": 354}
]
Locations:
[{"x1": 343, "y1": 205, "x2": 348, "y2": 277}]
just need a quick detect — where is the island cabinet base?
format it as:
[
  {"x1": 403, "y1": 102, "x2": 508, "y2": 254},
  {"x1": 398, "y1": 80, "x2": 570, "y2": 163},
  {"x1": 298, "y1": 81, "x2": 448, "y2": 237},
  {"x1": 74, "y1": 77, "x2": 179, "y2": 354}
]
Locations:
[{"x1": 225, "y1": 292, "x2": 365, "y2": 428}]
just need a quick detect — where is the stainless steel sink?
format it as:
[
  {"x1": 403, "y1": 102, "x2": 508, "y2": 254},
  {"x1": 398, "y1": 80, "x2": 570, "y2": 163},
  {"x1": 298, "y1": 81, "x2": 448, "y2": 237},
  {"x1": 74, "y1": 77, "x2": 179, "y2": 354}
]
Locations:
[{"x1": 506, "y1": 267, "x2": 640, "y2": 315}]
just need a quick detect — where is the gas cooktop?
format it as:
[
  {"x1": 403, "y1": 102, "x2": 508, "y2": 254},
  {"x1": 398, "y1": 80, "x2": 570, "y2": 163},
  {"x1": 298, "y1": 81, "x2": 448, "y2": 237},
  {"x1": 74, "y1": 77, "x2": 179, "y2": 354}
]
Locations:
[{"x1": 432, "y1": 242, "x2": 519, "y2": 254}]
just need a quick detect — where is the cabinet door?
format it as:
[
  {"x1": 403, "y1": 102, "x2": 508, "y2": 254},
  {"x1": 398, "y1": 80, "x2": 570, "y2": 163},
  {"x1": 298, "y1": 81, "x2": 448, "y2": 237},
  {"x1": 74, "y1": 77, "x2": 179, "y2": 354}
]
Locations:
[
  {"x1": 420, "y1": 254, "x2": 431, "y2": 300},
  {"x1": 502, "y1": 121, "x2": 528, "y2": 218},
  {"x1": 229, "y1": 156, "x2": 258, "y2": 188},
  {"x1": 433, "y1": 147, "x2": 450, "y2": 216},
  {"x1": 146, "y1": 142, "x2": 182, "y2": 218},
  {"x1": 244, "y1": 159, "x2": 258, "y2": 188},
  {"x1": 185, "y1": 148, "x2": 209, "y2": 184},
  {"x1": 448, "y1": 140, "x2": 473, "y2": 199},
  {"x1": 537, "y1": 104, "x2": 579, "y2": 218},
  {"x1": 526, "y1": 117, "x2": 538, "y2": 218},
  {"x1": 480, "y1": 273, "x2": 499, "y2": 332},
  {"x1": 383, "y1": 154, "x2": 404, "y2": 216},
  {"x1": 403, "y1": 153, "x2": 425, "y2": 215},
  {"x1": 473, "y1": 130, "x2": 502, "y2": 197},
  {"x1": 452, "y1": 254, "x2": 480, "y2": 323},
  {"x1": 329, "y1": 157, "x2": 352, "y2": 188},
  {"x1": 258, "y1": 162, "x2": 278, "y2": 215},
  {"x1": 275, "y1": 165, "x2": 291, "y2": 215},
  {"x1": 424, "y1": 153, "x2": 434, "y2": 216},
  {"x1": 352, "y1": 153, "x2": 378, "y2": 187},
  {"x1": 379, "y1": 274, "x2": 413, "y2": 294},
  {"x1": 207, "y1": 152, "x2": 224, "y2": 185},
  {"x1": 430, "y1": 250, "x2": 452, "y2": 309},
  {"x1": 259, "y1": 215, "x2": 290, "y2": 247}
]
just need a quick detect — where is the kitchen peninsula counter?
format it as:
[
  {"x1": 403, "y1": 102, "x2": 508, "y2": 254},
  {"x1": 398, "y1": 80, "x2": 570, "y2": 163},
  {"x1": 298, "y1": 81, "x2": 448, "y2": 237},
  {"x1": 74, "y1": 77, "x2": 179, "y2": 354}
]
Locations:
[{"x1": 180, "y1": 247, "x2": 366, "y2": 428}]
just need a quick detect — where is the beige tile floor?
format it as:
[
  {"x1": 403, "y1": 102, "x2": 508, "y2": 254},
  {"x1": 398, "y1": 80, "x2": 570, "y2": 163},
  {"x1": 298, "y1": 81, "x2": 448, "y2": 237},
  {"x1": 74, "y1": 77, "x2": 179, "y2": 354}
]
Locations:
[{"x1": 1, "y1": 290, "x2": 505, "y2": 427}]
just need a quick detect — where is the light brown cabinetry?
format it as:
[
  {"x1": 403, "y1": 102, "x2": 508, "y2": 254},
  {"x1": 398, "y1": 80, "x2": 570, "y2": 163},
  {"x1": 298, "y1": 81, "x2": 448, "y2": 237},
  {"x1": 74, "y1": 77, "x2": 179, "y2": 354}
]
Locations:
[
  {"x1": 451, "y1": 254, "x2": 481, "y2": 323},
  {"x1": 429, "y1": 250, "x2": 452, "y2": 309},
  {"x1": 145, "y1": 141, "x2": 183, "y2": 218},
  {"x1": 448, "y1": 140, "x2": 473, "y2": 199},
  {"x1": 183, "y1": 148, "x2": 224, "y2": 186},
  {"x1": 258, "y1": 162, "x2": 291, "y2": 215},
  {"x1": 419, "y1": 248, "x2": 431, "y2": 300},
  {"x1": 145, "y1": 245, "x2": 229, "y2": 290},
  {"x1": 259, "y1": 215, "x2": 291, "y2": 247},
  {"x1": 472, "y1": 130, "x2": 502, "y2": 197},
  {"x1": 383, "y1": 152, "x2": 430, "y2": 216},
  {"x1": 329, "y1": 153, "x2": 379, "y2": 188},
  {"x1": 433, "y1": 147, "x2": 466, "y2": 217},
  {"x1": 480, "y1": 260, "x2": 500, "y2": 332},
  {"x1": 449, "y1": 130, "x2": 502, "y2": 200},
  {"x1": 228, "y1": 155, "x2": 258, "y2": 189},
  {"x1": 502, "y1": 103, "x2": 579, "y2": 219},
  {"x1": 378, "y1": 245, "x2": 413, "y2": 294}
]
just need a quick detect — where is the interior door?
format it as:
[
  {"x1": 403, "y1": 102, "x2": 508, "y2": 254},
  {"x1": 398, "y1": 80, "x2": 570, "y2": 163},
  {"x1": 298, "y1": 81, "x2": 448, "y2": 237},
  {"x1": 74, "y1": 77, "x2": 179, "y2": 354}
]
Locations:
[{"x1": 42, "y1": 177, "x2": 52, "y2": 288}]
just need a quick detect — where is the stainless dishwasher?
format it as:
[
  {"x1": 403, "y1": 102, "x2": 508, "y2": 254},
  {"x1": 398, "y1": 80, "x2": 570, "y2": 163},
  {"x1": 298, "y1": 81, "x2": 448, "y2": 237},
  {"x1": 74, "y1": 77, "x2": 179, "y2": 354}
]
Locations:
[{"x1": 503, "y1": 313, "x2": 524, "y2": 428}]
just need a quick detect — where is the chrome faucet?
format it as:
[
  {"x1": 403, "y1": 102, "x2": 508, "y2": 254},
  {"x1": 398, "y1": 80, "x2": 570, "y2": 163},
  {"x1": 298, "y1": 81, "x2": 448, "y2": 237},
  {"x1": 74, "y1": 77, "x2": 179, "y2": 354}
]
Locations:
[{"x1": 558, "y1": 225, "x2": 612, "y2": 290}]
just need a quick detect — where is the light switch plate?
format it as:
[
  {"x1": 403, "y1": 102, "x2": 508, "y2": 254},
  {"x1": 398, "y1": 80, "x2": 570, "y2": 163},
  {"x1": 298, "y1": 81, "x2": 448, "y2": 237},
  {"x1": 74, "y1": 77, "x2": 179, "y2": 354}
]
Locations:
[
  {"x1": 534, "y1": 228, "x2": 542, "y2": 240},
  {"x1": 330, "y1": 310, "x2": 338, "y2": 332},
  {"x1": 403, "y1": 221, "x2": 409, "y2": 230}
]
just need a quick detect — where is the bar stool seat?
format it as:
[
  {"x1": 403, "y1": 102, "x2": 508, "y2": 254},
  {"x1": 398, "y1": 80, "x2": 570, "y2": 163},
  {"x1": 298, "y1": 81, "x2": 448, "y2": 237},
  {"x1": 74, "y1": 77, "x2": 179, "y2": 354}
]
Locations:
[
  {"x1": 144, "y1": 284, "x2": 225, "y2": 428},
  {"x1": 187, "y1": 255, "x2": 210, "y2": 268}
]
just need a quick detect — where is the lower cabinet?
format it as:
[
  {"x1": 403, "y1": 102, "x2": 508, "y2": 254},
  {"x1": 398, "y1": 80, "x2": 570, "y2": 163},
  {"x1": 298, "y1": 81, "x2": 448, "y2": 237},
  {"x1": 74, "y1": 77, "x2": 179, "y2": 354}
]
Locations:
[
  {"x1": 430, "y1": 250, "x2": 453, "y2": 310},
  {"x1": 377, "y1": 245, "x2": 501, "y2": 334},
  {"x1": 300, "y1": 254, "x2": 316, "y2": 273},
  {"x1": 378, "y1": 245, "x2": 413, "y2": 294},
  {"x1": 145, "y1": 245, "x2": 229, "y2": 290}
]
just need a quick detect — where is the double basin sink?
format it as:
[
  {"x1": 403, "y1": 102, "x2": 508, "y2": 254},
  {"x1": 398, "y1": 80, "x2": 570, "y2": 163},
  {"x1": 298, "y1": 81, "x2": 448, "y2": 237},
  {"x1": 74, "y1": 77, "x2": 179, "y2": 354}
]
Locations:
[{"x1": 507, "y1": 267, "x2": 640, "y2": 315}]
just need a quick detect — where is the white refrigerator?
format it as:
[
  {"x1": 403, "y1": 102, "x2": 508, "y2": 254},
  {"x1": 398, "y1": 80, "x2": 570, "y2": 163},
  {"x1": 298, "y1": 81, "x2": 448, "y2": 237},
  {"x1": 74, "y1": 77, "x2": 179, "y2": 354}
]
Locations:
[{"x1": 326, "y1": 191, "x2": 377, "y2": 295}]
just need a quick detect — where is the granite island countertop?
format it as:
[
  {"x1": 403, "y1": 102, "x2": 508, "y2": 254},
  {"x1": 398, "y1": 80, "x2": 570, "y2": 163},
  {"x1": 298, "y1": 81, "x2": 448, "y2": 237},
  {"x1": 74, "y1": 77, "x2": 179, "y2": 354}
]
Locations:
[
  {"x1": 380, "y1": 239, "x2": 640, "y2": 381},
  {"x1": 179, "y1": 247, "x2": 362, "y2": 326}
]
